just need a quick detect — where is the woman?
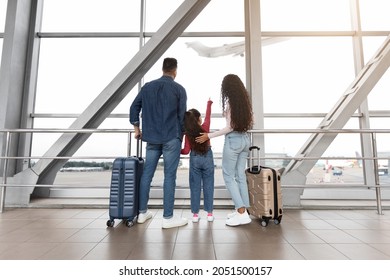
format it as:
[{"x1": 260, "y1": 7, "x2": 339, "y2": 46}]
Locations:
[{"x1": 196, "y1": 74, "x2": 253, "y2": 226}]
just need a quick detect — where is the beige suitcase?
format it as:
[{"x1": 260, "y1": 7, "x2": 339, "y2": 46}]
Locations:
[{"x1": 246, "y1": 146, "x2": 283, "y2": 227}]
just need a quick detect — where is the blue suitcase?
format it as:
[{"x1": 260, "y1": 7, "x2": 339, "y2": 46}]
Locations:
[{"x1": 106, "y1": 142, "x2": 143, "y2": 227}]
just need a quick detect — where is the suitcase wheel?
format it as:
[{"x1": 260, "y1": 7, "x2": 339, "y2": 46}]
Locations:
[
  {"x1": 106, "y1": 219, "x2": 115, "y2": 227},
  {"x1": 260, "y1": 219, "x2": 269, "y2": 227},
  {"x1": 274, "y1": 216, "x2": 282, "y2": 225},
  {"x1": 125, "y1": 220, "x2": 134, "y2": 227}
]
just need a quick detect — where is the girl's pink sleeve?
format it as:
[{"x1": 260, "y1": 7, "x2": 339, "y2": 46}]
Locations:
[
  {"x1": 201, "y1": 100, "x2": 213, "y2": 132},
  {"x1": 180, "y1": 135, "x2": 191, "y2": 155}
]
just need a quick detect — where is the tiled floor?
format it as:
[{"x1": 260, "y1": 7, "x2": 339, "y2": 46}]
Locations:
[{"x1": 1, "y1": 206, "x2": 390, "y2": 260}]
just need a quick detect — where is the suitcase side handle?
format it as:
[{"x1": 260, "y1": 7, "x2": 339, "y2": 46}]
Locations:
[{"x1": 249, "y1": 146, "x2": 260, "y2": 151}]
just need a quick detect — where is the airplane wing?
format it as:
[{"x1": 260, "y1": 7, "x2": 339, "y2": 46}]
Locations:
[{"x1": 185, "y1": 41, "x2": 215, "y2": 57}]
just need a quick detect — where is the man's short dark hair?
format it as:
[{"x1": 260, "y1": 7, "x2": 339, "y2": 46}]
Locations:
[{"x1": 162, "y1": 57, "x2": 177, "y2": 72}]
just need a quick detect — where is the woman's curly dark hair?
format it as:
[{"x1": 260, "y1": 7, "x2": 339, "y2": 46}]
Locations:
[
  {"x1": 183, "y1": 109, "x2": 209, "y2": 155},
  {"x1": 221, "y1": 74, "x2": 253, "y2": 132}
]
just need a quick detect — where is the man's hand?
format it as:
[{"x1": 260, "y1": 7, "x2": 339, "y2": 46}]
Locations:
[{"x1": 134, "y1": 126, "x2": 142, "y2": 139}]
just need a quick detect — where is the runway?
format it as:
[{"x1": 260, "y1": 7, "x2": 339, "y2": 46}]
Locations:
[
  {"x1": 41, "y1": 166, "x2": 390, "y2": 210},
  {"x1": 53, "y1": 166, "x2": 390, "y2": 188}
]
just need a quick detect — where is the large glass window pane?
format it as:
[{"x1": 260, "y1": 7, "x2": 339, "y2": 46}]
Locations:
[
  {"x1": 134, "y1": 37, "x2": 245, "y2": 154},
  {"x1": 263, "y1": 118, "x2": 361, "y2": 155},
  {"x1": 31, "y1": 119, "x2": 129, "y2": 159},
  {"x1": 0, "y1": 0, "x2": 6, "y2": 32},
  {"x1": 31, "y1": 119, "x2": 74, "y2": 157},
  {"x1": 363, "y1": 36, "x2": 388, "y2": 61},
  {"x1": 362, "y1": 37, "x2": 390, "y2": 111},
  {"x1": 262, "y1": 37, "x2": 355, "y2": 114},
  {"x1": 146, "y1": 0, "x2": 244, "y2": 32},
  {"x1": 144, "y1": 0, "x2": 182, "y2": 32},
  {"x1": 370, "y1": 118, "x2": 390, "y2": 183},
  {"x1": 35, "y1": 38, "x2": 139, "y2": 113},
  {"x1": 34, "y1": 36, "x2": 246, "y2": 157},
  {"x1": 360, "y1": 0, "x2": 390, "y2": 31},
  {"x1": 261, "y1": 0, "x2": 351, "y2": 31},
  {"x1": 142, "y1": 37, "x2": 246, "y2": 115},
  {"x1": 41, "y1": 0, "x2": 141, "y2": 32},
  {"x1": 366, "y1": 69, "x2": 390, "y2": 111},
  {"x1": 145, "y1": 0, "x2": 244, "y2": 32},
  {"x1": 0, "y1": 0, "x2": 6, "y2": 62},
  {"x1": 185, "y1": 0, "x2": 244, "y2": 32}
]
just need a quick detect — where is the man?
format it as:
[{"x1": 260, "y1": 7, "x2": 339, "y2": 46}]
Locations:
[{"x1": 129, "y1": 57, "x2": 188, "y2": 229}]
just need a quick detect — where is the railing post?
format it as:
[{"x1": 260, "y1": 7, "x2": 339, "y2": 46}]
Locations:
[
  {"x1": 371, "y1": 132, "x2": 383, "y2": 215},
  {"x1": 127, "y1": 131, "x2": 132, "y2": 157},
  {"x1": 1, "y1": 132, "x2": 11, "y2": 213}
]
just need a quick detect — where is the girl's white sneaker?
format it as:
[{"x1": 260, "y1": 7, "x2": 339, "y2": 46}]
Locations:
[{"x1": 192, "y1": 213, "x2": 200, "y2": 223}]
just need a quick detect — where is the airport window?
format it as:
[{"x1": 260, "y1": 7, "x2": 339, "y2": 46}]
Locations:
[
  {"x1": 144, "y1": 0, "x2": 244, "y2": 32},
  {"x1": 260, "y1": 0, "x2": 351, "y2": 31},
  {"x1": 35, "y1": 38, "x2": 140, "y2": 113},
  {"x1": 1, "y1": 0, "x2": 390, "y2": 202},
  {"x1": 0, "y1": 0, "x2": 5, "y2": 63},
  {"x1": 367, "y1": 69, "x2": 390, "y2": 111},
  {"x1": 184, "y1": 0, "x2": 244, "y2": 32},
  {"x1": 41, "y1": 0, "x2": 141, "y2": 32},
  {"x1": 363, "y1": 37, "x2": 390, "y2": 112},
  {"x1": 262, "y1": 37, "x2": 355, "y2": 114},
  {"x1": 31, "y1": 0, "x2": 390, "y2": 158},
  {"x1": 0, "y1": 0, "x2": 6, "y2": 32},
  {"x1": 360, "y1": 0, "x2": 390, "y2": 30}
]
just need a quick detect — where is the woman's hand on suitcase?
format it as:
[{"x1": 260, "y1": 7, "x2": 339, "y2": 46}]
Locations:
[{"x1": 196, "y1": 133, "x2": 209, "y2": 144}]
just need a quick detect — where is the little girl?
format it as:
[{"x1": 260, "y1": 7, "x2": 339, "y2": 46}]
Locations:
[{"x1": 181, "y1": 99, "x2": 215, "y2": 222}]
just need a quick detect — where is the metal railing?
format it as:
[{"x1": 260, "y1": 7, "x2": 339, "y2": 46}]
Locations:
[{"x1": 1, "y1": 128, "x2": 390, "y2": 213}]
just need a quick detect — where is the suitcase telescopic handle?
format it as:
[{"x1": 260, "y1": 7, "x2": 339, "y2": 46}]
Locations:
[
  {"x1": 136, "y1": 138, "x2": 142, "y2": 158},
  {"x1": 249, "y1": 146, "x2": 261, "y2": 174}
]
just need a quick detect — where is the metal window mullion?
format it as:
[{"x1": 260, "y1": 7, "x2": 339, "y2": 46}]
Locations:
[{"x1": 350, "y1": 0, "x2": 376, "y2": 187}]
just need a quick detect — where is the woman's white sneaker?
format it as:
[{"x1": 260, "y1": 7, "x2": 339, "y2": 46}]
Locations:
[
  {"x1": 227, "y1": 211, "x2": 237, "y2": 219},
  {"x1": 225, "y1": 211, "x2": 251, "y2": 226}
]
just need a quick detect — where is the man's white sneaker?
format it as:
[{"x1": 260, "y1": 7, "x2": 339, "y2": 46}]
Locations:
[
  {"x1": 225, "y1": 211, "x2": 251, "y2": 227},
  {"x1": 137, "y1": 211, "x2": 153, "y2": 224},
  {"x1": 162, "y1": 217, "x2": 188, "y2": 229}
]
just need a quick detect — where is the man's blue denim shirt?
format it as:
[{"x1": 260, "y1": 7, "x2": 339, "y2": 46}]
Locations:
[{"x1": 129, "y1": 75, "x2": 187, "y2": 144}]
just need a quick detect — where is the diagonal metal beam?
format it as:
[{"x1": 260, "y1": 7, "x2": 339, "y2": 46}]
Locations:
[
  {"x1": 31, "y1": 0, "x2": 211, "y2": 184},
  {"x1": 284, "y1": 35, "x2": 390, "y2": 184}
]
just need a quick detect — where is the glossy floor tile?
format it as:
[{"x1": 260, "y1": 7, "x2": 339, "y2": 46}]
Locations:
[{"x1": 1, "y1": 207, "x2": 390, "y2": 260}]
